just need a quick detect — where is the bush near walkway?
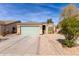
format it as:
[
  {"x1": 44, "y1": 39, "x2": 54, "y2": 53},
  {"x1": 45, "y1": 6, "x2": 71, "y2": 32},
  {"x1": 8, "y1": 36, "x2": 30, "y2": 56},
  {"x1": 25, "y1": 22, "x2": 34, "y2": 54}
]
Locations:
[
  {"x1": 58, "y1": 4, "x2": 79, "y2": 48},
  {"x1": 63, "y1": 39, "x2": 76, "y2": 48},
  {"x1": 59, "y1": 17, "x2": 79, "y2": 47}
]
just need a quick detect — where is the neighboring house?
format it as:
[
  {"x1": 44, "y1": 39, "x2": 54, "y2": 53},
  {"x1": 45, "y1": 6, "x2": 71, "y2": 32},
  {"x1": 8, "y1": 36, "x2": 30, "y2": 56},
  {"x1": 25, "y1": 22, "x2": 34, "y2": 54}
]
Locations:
[
  {"x1": 17, "y1": 22, "x2": 54, "y2": 36},
  {"x1": 0, "y1": 20, "x2": 21, "y2": 36},
  {"x1": 0, "y1": 20, "x2": 54, "y2": 36}
]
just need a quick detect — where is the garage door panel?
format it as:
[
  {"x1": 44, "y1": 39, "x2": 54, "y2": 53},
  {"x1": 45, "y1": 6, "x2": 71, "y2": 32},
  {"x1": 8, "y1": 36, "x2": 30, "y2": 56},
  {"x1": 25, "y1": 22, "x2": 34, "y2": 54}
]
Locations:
[{"x1": 21, "y1": 27, "x2": 41, "y2": 36}]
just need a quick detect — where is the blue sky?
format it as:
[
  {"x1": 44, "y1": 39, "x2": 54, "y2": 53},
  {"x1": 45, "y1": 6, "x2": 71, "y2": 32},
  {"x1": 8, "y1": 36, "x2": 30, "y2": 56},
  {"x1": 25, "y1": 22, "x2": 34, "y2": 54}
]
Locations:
[{"x1": 0, "y1": 3, "x2": 79, "y2": 24}]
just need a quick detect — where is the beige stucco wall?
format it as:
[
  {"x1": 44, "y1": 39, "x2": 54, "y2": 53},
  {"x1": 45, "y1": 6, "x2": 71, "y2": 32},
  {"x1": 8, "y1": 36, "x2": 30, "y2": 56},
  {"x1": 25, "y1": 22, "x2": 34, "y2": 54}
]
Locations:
[
  {"x1": 17, "y1": 25, "x2": 21, "y2": 35},
  {"x1": 0, "y1": 25, "x2": 6, "y2": 36},
  {"x1": 0, "y1": 25, "x2": 2, "y2": 35},
  {"x1": 0, "y1": 25, "x2": 4, "y2": 35},
  {"x1": 0, "y1": 22, "x2": 55, "y2": 36},
  {"x1": 0, "y1": 22, "x2": 20, "y2": 36},
  {"x1": 4, "y1": 23, "x2": 17, "y2": 34},
  {"x1": 42, "y1": 23, "x2": 54, "y2": 34},
  {"x1": 46, "y1": 23, "x2": 54, "y2": 34},
  {"x1": 17, "y1": 23, "x2": 54, "y2": 35}
]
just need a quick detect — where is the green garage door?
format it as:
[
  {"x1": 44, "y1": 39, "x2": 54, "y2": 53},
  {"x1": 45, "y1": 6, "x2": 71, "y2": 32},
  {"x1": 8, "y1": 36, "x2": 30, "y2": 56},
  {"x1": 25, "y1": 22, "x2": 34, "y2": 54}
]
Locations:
[{"x1": 21, "y1": 26, "x2": 41, "y2": 36}]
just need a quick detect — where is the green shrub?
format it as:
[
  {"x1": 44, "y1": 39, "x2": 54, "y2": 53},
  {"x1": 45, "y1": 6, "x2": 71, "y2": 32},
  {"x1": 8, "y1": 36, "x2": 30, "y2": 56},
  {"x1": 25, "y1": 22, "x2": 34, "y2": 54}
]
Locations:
[
  {"x1": 48, "y1": 28, "x2": 53, "y2": 34},
  {"x1": 63, "y1": 39, "x2": 76, "y2": 48},
  {"x1": 59, "y1": 17, "x2": 79, "y2": 48},
  {"x1": 48, "y1": 29, "x2": 52, "y2": 33}
]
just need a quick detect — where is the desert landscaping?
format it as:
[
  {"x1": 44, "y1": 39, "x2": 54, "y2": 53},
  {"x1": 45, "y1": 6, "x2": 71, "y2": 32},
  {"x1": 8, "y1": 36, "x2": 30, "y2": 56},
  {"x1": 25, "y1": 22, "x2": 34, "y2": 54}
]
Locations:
[{"x1": 0, "y1": 3, "x2": 79, "y2": 56}]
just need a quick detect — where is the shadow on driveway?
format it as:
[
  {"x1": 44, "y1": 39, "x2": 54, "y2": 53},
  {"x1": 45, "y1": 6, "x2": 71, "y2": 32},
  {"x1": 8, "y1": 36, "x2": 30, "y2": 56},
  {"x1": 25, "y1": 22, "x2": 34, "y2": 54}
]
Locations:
[{"x1": 57, "y1": 39, "x2": 65, "y2": 45}]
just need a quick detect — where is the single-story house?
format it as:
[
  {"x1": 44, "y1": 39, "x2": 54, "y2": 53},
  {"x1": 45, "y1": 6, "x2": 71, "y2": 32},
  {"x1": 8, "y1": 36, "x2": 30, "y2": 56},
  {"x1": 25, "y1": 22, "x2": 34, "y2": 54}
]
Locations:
[
  {"x1": 0, "y1": 20, "x2": 21, "y2": 36},
  {"x1": 0, "y1": 20, "x2": 54, "y2": 36},
  {"x1": 17, "y1": 22, "x2": 54, "y2": 36}
]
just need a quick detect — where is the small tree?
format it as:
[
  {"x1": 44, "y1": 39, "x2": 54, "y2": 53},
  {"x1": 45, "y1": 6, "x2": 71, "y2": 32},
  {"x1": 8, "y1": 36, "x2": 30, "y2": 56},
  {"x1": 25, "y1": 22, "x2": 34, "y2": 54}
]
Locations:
[
  {"x1": 59, "y1": 17, "x2": 79, "y2": 47},
  {"x1": 47, "y1": 19, "x2": 53, "y2": 24},
  {"x1": 61, "y1": 4, "x2": 79, "y2": 20}
]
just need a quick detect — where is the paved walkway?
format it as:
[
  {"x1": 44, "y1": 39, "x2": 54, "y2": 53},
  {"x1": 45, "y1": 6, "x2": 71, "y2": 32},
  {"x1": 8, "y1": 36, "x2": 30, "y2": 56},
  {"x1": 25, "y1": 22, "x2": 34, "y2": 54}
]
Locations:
[
  {"x1": 39, "y1": 34, "x2": 79, "y2": 55},
  {"x1": 0, "y1": 34, "x2": 79, "y2": 55}
]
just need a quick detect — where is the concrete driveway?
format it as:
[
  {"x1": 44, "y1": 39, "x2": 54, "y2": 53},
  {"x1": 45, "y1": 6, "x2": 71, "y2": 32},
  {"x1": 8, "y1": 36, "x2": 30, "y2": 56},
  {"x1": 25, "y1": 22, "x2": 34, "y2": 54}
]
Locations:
[
  {"x1": 0, "y1": 34, "x2": 79, "y2": 55},
  {"x1": 0, "y1": 34, "x2": 40, "y2": 55}
]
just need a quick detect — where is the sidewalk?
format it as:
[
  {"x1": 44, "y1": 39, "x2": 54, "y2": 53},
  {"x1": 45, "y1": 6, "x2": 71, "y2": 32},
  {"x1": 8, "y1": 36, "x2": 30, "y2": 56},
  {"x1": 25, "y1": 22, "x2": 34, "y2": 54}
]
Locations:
[{"x1": 39, "y1": 34, "x2": 79, "y2": 55}]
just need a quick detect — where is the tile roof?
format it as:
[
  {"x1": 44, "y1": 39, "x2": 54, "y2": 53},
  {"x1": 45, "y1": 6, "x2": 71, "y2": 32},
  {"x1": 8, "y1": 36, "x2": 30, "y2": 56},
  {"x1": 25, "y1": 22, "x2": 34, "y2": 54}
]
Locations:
[
  {"x1": 18, "y1": 21, "x2": 47, "y2": 25},
  {"x1": 0, "y1": 20, "x2": 20, "y2": 25}
]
